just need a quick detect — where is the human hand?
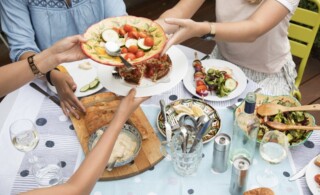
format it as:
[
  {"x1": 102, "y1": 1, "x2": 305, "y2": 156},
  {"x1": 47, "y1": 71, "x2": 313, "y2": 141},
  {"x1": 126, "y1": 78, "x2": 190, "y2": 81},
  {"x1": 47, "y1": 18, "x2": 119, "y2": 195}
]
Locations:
[
  {"x1": 50, "y1": 71, "x2": 86, "y2": 119},
  {"x1": 161, "y1": 18, "x2": 210, "y2": 55},
  {"x1": 47, "y1": 35, "x2": 87, "y2": 65},
  {"x1": 116, "y1": 88, "x2": 149, "y2": 118}
]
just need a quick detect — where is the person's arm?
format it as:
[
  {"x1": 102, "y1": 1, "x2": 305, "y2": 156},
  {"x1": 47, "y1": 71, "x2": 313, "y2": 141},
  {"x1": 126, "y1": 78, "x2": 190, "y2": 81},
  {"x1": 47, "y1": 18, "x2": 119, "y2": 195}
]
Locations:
[
  {"x1": 0, "y1": 35, "x2": 87, "y2": 98},
  {"x1": 21, "y1": 88, "x2": 148, "y2": 195},
  {"x1": 155, "y1": 0, "x2": 205, "y2": 34},
  {"x1": 161, "y1": 0, "x2": 290, "y2": 53},
  {"x1": 0, "y1": 0, "x2": 41, "y2": 62}
]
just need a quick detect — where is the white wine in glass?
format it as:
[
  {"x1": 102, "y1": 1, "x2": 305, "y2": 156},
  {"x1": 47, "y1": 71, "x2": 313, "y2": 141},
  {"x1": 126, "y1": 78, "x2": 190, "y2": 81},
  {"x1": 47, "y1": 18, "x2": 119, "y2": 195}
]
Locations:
[
  {"x1": 256, "y1": 130, "x2": 289, "y2": 188},
  {"x1": 10, "y1": 119, "x2": 39, "y2": 160}
]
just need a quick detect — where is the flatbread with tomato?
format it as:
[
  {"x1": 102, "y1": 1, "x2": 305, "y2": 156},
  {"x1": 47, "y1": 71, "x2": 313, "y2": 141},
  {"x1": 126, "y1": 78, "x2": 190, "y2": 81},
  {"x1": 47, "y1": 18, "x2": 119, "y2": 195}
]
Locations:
[{"x1": 81, "y1": 16, "x2": 167, "y2": 66}]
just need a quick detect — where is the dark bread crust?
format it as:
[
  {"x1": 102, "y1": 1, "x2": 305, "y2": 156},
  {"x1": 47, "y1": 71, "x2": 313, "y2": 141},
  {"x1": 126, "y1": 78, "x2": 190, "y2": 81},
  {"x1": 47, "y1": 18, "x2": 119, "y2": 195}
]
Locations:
[{"x1": 243, "y1": 187, "x2": 274, "y2": 195}]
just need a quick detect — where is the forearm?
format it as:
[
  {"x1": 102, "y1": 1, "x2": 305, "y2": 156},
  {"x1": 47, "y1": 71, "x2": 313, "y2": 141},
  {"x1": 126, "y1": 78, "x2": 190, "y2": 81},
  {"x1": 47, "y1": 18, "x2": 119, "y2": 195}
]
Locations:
[
  {"x1": 66, "y1": 114, "x2": 127, "y2": 195},
  {"x1": 156, "y1": 0, "x2": 205, "y2": 34},
  {"x1": 0, "y1": 50, "x2": 59, "y2": 97}
]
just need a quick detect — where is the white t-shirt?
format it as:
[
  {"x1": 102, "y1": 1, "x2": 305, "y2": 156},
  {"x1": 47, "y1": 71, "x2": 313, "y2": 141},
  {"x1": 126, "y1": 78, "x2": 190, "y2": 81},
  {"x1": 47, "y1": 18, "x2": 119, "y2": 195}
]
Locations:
[{"x1": 215, "y1": 0, "x2": 299, "y2": 73}]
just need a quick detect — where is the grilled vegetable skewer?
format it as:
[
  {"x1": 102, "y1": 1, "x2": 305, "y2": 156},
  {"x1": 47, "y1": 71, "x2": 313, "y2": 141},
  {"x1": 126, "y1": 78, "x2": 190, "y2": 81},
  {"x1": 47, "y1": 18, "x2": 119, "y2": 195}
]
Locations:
[{"x1": 193, "y1": 52, "x2": 208, "y2": 97}]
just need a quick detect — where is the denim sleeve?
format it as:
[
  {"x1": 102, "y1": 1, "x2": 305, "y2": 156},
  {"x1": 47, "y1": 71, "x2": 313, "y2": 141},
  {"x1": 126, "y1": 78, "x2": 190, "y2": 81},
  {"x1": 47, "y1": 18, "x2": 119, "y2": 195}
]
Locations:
[
  {"x1": 103, "y1": 0, "x2": 127, "y2": 18},
  {"x1": 0, "y1": 0, "x2": 40, "y2": 62}
]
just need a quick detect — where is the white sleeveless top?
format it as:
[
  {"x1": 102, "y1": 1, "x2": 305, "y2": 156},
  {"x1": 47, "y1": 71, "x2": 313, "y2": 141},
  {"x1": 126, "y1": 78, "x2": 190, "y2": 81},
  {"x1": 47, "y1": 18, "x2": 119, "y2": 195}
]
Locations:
[{"x1": 215, "y1": 0, "x2": 299, "y2": 73}]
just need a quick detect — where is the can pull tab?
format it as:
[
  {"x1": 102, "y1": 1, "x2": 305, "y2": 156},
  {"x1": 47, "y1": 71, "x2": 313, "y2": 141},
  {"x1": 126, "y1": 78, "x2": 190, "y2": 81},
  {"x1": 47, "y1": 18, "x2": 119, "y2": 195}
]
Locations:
[
  {"x1": 238, "y1": 161, "x2": 245, "y2": 169},
  {"x1": 219, "y1": 137, "x2": 226, "y2": 144}
]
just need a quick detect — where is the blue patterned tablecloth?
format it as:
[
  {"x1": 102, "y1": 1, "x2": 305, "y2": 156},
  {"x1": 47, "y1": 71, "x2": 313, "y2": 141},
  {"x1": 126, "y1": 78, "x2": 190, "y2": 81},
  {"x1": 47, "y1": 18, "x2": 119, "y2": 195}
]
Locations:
[
  {"x1": 90, "y1": 106, "x2": 301, "y2": 195},
  {"x1": 0, "y1": 45, "x2": 319, "y2": 195}
]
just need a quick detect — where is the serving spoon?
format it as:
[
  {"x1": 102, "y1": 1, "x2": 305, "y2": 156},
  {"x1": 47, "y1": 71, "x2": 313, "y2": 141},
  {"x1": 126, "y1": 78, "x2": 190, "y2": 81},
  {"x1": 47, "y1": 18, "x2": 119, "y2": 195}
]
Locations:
[
  {"x1": 257, "y1": 103, "x2": 320, "y2": 116},
  {"x1": 266, "y1": 121, "x2": 320, "y2": 131}
]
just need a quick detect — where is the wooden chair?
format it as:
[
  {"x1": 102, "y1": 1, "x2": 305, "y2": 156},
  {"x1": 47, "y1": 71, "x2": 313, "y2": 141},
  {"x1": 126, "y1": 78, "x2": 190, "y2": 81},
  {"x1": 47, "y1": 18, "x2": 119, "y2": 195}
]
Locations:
[{"x1": 288, "y1": 0, "x2": 320, "y2": 100}]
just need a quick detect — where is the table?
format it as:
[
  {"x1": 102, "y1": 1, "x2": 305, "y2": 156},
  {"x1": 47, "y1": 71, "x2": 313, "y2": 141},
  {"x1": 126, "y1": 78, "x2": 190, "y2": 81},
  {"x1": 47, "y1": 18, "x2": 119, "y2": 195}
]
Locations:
[{"x1": 0, "y1": 45, "x2": 319, "y2": 195}]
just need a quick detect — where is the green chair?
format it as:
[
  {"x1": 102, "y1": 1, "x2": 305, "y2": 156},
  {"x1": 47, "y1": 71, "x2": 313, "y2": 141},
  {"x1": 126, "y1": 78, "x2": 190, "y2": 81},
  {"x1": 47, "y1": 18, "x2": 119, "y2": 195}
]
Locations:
[{"x1": 288, "y1": 0, "x2": 320, "y2": 100}]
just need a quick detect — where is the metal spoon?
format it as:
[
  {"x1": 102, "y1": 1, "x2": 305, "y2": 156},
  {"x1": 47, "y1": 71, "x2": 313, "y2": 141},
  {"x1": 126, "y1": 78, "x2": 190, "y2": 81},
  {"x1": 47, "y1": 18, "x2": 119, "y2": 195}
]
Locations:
[
  {"x1": 106, "y1": 158, "x2": 118, "y2": 171},
  {"x1": 196, "y1": 114, "x2": 210, "y2": 130},
  {"x1": 105, "y1": 42, "x2": 135, "y2": 70},
  {"x1": 179, "y1": 125, "x2": 188, "y2": 153}
]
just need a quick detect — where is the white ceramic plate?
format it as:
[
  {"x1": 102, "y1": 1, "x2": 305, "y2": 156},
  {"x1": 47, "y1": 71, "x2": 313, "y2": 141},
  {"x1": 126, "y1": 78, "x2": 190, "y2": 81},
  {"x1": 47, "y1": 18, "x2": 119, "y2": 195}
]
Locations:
[
  {"x1": 306, "y1": 155, "x2": 320, "y2": 194},
  {"x1": 97, "y1": 46, "x2": 188, "y2": 97},
  {"x1": 47, "y1": 59, "x2": 103, "y2": 97},
  {"x1": 183, "y1": 59, "x2": 247, "y2": 101}
]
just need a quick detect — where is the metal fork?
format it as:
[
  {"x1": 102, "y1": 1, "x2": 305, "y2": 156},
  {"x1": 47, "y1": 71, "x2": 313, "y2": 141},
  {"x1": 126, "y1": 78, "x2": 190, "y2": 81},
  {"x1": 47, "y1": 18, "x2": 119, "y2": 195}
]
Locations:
[
  {"x1": 112, "y1": 70, "x2": 121, "y2": 79},
  {"x1": 168, "y1": 114, "x2": 180, "y2": 130},
  {"x1": 119, "y1": 55, "x2": 136, "y2": 71}
]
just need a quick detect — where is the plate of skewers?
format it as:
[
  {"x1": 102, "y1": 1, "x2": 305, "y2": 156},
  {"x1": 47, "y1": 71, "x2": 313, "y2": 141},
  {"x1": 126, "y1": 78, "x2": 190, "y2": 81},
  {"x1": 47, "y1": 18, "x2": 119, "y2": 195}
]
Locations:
[{"x1": 183, "y1": 53, "x2": 247, "y2": 101}]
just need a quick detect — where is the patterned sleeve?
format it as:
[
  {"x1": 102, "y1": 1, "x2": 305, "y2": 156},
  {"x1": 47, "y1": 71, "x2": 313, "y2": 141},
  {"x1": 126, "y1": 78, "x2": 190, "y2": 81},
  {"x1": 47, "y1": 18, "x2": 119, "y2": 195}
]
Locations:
[
  {"x1": 0, "y1": 0, "x2": 40, "y2": 62},
  {"x1": 276, "y1": 0, "x2": 300, "y2": 13}
]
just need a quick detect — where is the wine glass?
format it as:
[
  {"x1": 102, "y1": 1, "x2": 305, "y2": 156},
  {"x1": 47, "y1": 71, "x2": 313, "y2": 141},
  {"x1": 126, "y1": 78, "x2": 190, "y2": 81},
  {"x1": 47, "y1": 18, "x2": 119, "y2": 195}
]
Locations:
[
  {"x1": 256, "y1": 130, "x2": 289, "y2": 188},
  {"x1": 10, "y1": 119, "x2": 39, "y2": 163}
]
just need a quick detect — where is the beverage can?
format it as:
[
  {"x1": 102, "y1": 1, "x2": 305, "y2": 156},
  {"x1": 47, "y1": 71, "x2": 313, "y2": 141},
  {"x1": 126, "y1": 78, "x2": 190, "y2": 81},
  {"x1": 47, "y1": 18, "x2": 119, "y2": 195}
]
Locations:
[
  {"x1": 229, "y1": 156, "x2": 250, "y2": 195},
  {"x1": 211, "y1": 133, "x2": 231, "y2": 173}
]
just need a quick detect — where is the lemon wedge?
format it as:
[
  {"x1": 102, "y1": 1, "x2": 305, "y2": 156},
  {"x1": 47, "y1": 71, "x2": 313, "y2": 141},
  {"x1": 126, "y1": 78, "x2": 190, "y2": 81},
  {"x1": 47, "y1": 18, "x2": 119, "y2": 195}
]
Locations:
[
  {"x1": 191, "y1": 105, "x2": 204, "y2": 117},
  {"x1": 173, "y1": 105, "x2": 194, "y2": 115}
]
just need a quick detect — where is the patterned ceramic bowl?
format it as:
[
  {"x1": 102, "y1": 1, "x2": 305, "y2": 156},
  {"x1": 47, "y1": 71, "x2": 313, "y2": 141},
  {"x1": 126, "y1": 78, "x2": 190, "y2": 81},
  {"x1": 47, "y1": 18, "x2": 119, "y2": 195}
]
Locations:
[{"x1": 88, "y1": 123, "x2": 142, "y2": 168}]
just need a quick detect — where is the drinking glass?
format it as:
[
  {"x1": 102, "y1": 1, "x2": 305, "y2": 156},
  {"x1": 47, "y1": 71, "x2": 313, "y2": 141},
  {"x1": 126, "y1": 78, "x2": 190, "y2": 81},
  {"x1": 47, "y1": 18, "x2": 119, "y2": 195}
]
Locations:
[
  {"x1": 256, "y1": 130, "x2": 289, "y2": 187},
  {"x1": 32, "y1": 157, "x2": 63, "y2": 187},
  {"x1": 161, "y1": 132, "x2": 203, "y2": 176},
  {"x1": 9, "y1": 119, "x2": 39, "y2": 163}
]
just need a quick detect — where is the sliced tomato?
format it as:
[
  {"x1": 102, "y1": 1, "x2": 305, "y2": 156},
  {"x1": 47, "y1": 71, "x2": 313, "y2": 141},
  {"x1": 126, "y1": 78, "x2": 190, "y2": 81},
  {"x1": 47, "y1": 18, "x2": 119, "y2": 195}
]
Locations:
[
  {"x1": 125, "y1": 53, "x2": 136, "y2": 60},
  {"x1": 224, "y1": 73, "x2": 232, "y2": 79},
  {"x1": 144, "y1": 37, "x2": 154, "y2": 47},
  {"x1": 136, "y1": 50, "x2": 145, "y2": 58},
  {"x1": 121, "y1": 47, "x2": 128, "y2": 54},
  {"x1": 196, "y1": 80, "x2": 205, "y2": 86},
  {"x1": 128, "y1": 31, "x2": 139, "y2": 39},
  {"x1": 196, "y1": 85, "x2": 207, "y2": 92},
  {"x1": 315, "y1": 174, "x2": 320, "y2": 185},
  {"x1": 123, "y1": 24, "x2": 133, "y2": 32},
  {"x1": 128, "y1": 45, "x2": 138, "y2": 54}
]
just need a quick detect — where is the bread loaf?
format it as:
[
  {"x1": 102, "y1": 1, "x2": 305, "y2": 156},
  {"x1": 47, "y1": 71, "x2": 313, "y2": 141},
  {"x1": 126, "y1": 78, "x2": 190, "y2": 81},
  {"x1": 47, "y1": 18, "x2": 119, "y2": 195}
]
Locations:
[{"x1": 243, "y1": 187, "x2": 274, "y2": 195}]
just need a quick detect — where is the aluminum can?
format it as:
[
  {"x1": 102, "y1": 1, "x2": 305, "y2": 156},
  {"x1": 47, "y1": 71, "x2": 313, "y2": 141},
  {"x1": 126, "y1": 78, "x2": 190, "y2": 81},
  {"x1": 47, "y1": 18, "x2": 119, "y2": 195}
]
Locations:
[
  {"x1": 229, "y1": 156, "x2": 250, "y2": 195},
  {"x1": 211, "y1": 133, "x2": 231, "y2": 173}
]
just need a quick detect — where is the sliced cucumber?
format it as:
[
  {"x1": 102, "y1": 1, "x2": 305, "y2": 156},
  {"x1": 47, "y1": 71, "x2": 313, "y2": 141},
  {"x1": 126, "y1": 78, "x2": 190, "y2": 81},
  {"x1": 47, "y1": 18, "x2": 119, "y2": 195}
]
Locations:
[
  {"x1": 224, "y1": 78, "x2": 237, "y2": 92},
  {"x1": 102, "y1": 29, "x2": 119, "y2": 42},
  {"x1": 89, "y1": 79, "x2": 100, "y2": 89},
  {"x1": 137, "y1": 38, "x2": 152, "y2": 51},
  {"x1": 80, "y1": 84, "x2": 90, "y2": 92},
  {"x1": 125, "y1": 38, "x2": 138, "y2": 48}
]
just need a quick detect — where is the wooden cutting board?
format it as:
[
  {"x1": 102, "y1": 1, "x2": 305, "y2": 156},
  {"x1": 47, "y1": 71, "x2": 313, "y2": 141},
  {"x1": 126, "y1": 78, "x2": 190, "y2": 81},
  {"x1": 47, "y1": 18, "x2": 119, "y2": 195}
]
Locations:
[{"x1": 70, "y1": 92, "x2": 164, "y2": 180}]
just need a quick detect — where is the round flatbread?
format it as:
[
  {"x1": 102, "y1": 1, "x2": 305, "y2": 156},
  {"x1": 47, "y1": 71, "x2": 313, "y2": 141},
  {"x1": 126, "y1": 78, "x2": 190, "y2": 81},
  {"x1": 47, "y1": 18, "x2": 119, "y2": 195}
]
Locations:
[{"x1": 81, "y1": 16, "x2": 167, "y2": 66}]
